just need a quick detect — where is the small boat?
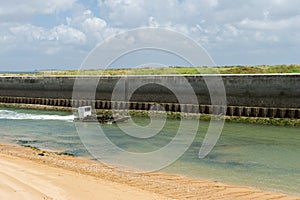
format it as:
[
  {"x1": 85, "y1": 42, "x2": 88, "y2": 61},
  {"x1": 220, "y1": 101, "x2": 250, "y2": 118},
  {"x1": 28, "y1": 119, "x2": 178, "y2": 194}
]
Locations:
[{"x1": 74, "y1": 106, "x2": 130, "y2": 123}]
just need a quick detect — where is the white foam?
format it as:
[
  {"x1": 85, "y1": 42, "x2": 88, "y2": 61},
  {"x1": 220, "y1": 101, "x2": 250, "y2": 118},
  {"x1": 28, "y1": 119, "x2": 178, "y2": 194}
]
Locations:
[{"x1": 0, "y1": 110, "x2": 74, "y2": 122}]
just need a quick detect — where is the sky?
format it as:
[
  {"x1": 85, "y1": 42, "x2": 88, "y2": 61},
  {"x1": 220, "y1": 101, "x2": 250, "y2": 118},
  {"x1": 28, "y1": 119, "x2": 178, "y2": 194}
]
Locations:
[{"x1": 0, "y1": 0, "x2": 299, "y2": 71}]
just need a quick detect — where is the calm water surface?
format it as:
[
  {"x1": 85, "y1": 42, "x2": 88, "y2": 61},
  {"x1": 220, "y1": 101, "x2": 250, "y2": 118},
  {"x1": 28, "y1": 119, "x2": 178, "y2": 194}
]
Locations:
[{"x1": 0, "y1": 108, "x2": 299, "y2": 196}]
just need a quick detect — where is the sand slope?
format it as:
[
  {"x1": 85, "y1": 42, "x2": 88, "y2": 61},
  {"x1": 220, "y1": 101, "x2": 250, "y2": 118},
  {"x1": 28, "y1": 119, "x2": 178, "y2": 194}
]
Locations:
[
  {"x1": 0, "y1": 154, "x2": 166, "y2": 200},
  {"x1": 0, "y1": 144, "x2": 299, "y2": 200}
]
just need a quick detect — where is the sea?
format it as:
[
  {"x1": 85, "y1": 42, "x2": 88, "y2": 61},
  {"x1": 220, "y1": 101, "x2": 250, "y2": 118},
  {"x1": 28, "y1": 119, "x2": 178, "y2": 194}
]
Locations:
[
  {"x1": 0, "y1": 107, "x2": 299, "y2": 197},
  {"x1": 0, "y1": 71, "x2": 39, "y2": 75}
]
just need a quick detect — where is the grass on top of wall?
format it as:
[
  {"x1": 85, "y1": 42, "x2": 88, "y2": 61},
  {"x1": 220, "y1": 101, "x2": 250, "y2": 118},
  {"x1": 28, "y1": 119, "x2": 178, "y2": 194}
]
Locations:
[{"x1": 1, "y1": 64, "x2": 299, "y2": 76}]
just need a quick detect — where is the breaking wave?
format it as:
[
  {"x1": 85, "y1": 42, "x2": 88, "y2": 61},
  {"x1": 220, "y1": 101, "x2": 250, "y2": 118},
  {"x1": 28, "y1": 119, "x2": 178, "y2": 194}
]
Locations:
[{"x1": 0, "y1": 109, "x2": 74, "y2": 122}]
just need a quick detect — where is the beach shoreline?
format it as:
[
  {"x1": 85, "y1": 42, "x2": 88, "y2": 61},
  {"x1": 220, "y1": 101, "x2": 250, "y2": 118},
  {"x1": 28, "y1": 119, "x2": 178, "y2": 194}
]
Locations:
[{"x1": 0, "y1": 144, "x2": 299, "y2": 200}]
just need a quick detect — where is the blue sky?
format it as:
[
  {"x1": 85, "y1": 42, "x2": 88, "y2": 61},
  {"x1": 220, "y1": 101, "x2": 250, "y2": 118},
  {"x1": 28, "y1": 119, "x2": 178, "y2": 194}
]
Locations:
[{"x1": 0, "y1": 0, "x2": 299, "y2": 71}]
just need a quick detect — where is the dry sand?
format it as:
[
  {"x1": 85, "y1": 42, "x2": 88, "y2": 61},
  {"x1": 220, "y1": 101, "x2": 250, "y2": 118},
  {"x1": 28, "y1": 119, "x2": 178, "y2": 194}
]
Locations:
[{"x1": 0, "y1": 144, "x2": 299, "y2": 200}]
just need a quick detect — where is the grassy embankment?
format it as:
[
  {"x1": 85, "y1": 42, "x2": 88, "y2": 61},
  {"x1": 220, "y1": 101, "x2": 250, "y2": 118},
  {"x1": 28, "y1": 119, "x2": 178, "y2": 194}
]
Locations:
[
  {"x1": 39, "y1": 64, "x2": 300, "y2": 75},
  {"x1": 1, "y1": 64, "x2": 300, "y2": 76}
]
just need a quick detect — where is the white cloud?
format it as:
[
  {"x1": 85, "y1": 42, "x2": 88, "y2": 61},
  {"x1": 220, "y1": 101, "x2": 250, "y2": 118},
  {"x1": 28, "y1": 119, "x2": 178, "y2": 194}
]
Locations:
[
  {"x1": 49, "y1": 25, "x2": 86, "y2": 44},
  {"x1": 203, "y1": 0, "x2": 219, "y2": 8},
  {"x1": 97, "y1": 0, "x2": 219, "y2": 28},
  {"x1": 1, "y1": 0, "x2": 300, "y2": 69},
  {"x1": 71, "y1": 9, "x2": 107, "y2": 32},
  {"x1": 65, "y1": 8, "x2": 120, "y2": 45},
  {"x1": 223, "y1": 24, "x2": 240, "y2": 37},
  {"x1": 0, "y1": 22, "x2": 86, "y2": 61},
  {"x1": 10, "y1": 24, "x2": 45, "y2": 41},
  {"x1": 83, "y1": 16, "x2": 107, "y2": 30},
  {"x1": 98, "y1": 0, "x2": 148, "y2": 27},
  {"x1": 94, "y1": 0, "x2": 300, "y2": 53},
  {"x1": 9, "y1": 23, "x2": 86, "y2": 45},
  {"x1": 0, "y1": 0, "x2": 76, "y2": 17},
  {"x1": 148, "y1": 16, "x2": 159, "y2": 28},
  {"x1": 254, "y1": 31, "x2": 279, "y2": 43},
  {"x1": 238, "y1": 16, "x2": 300, "y2": 30}
]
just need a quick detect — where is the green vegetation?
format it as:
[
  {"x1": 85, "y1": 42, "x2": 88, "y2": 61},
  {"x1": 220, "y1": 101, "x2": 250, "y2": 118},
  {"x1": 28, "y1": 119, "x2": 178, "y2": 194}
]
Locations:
[
  {"x1": 1, "y1": 64, "x2": 299, "y2": 76},
  {"x1": 224, "y1": 116, "x2": 300, "y2": 127},
  {"x1": 35, "y1": 64, "x2": 300, "y2": 76},
  {"x1": 0, "y1": 103, "x2": 73, "y2": 112},
  {"x1": 96, "y1": 109, "x2": 300, "y2": 127},
  {"x1": 1, "y1": 102, "x2": 299, "y2": 127},
  {"x1": 56, "y1": 152, "x2": 75, "y2": 156},
  {"x1": 22, "y1": 145, "x2": 41, "y2": 151},
  {"x1": 21, "y1": 144, "x2": 75, "y2": 157}
]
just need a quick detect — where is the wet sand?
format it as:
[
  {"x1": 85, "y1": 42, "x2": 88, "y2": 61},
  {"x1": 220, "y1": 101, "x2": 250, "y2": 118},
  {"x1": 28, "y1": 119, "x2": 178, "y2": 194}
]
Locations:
[{"x1": 0, "y1": 144, "x2": 299, "y2": 200}]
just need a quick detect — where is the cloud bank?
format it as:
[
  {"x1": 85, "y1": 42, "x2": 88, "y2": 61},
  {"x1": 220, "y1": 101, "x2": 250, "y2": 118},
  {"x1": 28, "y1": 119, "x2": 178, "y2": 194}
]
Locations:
[{"x1": 0, "y1": 0, "x2": 299, "y2": 70}]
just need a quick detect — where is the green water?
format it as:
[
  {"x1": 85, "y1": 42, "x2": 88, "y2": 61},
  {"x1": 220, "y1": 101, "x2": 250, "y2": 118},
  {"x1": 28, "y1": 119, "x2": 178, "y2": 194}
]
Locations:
[
  {"x1": 164, "y1": 121, "x2": 300, "y2": 196},
  {"x1": 0, "y1": 108, "x2": 299, "y2": 196}
]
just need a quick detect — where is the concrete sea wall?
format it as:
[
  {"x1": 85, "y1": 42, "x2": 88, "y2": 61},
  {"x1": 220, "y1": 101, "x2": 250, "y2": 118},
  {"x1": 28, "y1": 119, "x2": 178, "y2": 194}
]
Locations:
[{"x1": 0, "y1": 74, "x2": 299, "y2": 119}]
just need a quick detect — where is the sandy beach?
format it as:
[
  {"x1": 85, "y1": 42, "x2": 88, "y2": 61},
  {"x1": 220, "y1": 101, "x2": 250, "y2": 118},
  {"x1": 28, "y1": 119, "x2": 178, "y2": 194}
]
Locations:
[{"x1": 0, "y1": 144, "x2": 299, "y2": 200}]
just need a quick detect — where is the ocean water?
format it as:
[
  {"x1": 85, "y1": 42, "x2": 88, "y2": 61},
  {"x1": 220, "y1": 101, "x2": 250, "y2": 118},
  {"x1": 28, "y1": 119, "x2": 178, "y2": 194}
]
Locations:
[{"x1": 0, "y1": 108, "x2": 299, "y2": 196}]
